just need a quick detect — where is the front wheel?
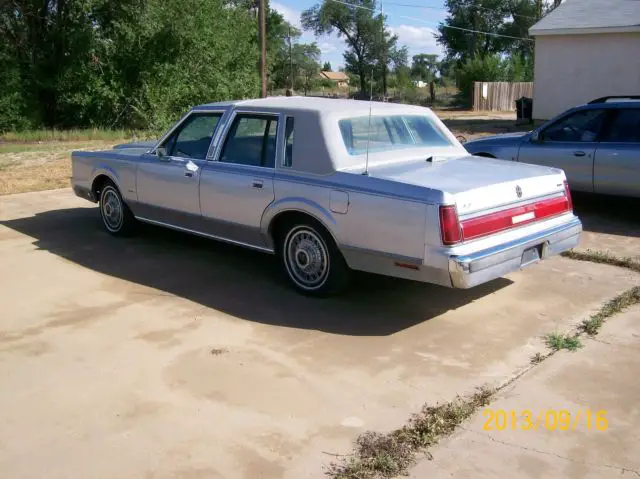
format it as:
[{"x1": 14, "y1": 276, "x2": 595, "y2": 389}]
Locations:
[
  {"x1": 279, "y1": 221, "x2": 350, "y2": 297},
  {"x1": 99, "y1": 180, "x2": 136, "y2": 236}
]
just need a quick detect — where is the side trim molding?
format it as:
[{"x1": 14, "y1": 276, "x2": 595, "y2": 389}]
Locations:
[{"x1": 135, "y1": 216, "x2": 275, "y2": 254}]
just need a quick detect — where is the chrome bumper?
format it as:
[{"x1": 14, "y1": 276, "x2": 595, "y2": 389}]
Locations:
[{"x1": 448, "y1": 217, "x2": 582, "y2": 289}]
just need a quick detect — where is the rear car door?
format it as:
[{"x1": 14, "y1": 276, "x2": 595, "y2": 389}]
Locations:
[
  {"x1": 136, "y1": 112, "x2": 223, "y2": 223},
  {"x1": 517, "y1": 108, "x2": 609, "y2": 192},
  {"x1": 594, "y1": 107, "x2": 640, "y2": 197},
  {"x1": 199, "y1": 112, "x2": 279, "y2": 248}
]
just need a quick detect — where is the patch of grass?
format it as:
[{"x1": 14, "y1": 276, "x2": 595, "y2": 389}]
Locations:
[
  {"x1": 0, "y1": 140, "x2": 119, "y2": 195},
  {"x1": 327, "y1": 388, "x2": 493, "y2": 479},
  {"x1": 561, "y1": 249, "x2": 640, "y2": 273},
  {"x1": 579, "y1": 286, "x2": 640, "y2": 336},
  {"x1": 545, "y1": 332, "x2": 583, "y2": 352},
  {"x1": 1, "y1": 128, "x2": 157, "y2": 143}
]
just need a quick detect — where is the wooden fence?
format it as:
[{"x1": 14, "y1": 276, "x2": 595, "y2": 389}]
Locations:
[{"x1": 473, "y1": 81, "x2": 533, "y2": 111}]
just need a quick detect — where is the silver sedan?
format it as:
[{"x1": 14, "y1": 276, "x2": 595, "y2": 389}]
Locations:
[{"x1": 463, "y1": 97, "x2": 640, "y2": 198}]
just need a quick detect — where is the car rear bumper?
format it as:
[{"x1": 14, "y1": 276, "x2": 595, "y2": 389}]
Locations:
[{"x1": 448, "y1": 216, "x2": 582, "y2": 289}]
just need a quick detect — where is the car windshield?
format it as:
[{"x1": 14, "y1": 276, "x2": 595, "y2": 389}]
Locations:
[{"x1": 338, "y1": 114, "x2": 452, "y2": 155}]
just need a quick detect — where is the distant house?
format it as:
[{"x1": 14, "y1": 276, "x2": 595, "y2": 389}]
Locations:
[
  {"x1": 529, "y1": 0, "x2": 640, "y2": 120},
  {"x1": 319, "y1": 71, "x2": 350, "y2": 89}
]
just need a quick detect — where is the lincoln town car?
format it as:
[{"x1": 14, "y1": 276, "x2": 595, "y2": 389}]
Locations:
[{"x1": 71, "y1": 97, "x2": 582, "y2": 296}]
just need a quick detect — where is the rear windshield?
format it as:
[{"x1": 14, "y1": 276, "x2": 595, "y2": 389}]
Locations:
[{"x1": 338, "y1": 115, "x2": 452, "y2": 155}]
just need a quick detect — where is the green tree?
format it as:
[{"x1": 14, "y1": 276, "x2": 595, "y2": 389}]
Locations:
[
  {"x1": 322, "y1": 61, "x2": 332, "y2": 71},
  {"x1": 302, "y1": 0, "x2": 405, "y2": 95},
  {"x1": 411, "y1": 54, "x2": 439, "y2": 82}
]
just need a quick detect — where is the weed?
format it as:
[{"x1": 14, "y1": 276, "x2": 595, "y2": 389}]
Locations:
[
  {"x1": 327, "y1": 388, "x2": 493, "y2": 479},
  {"x1": 545, "y1": 332, "x2": 582, "y2": 352},
  {"x1": 0, "y1": 128, "x2": 157, "y2": 143},
  {"x1": 561, "y1": 250, "x2": 640, "y2": 274},
  {"x1": 530, "y1": 352, "x2": 545, "y2": 364},
  {"x1": 579, "y1": 286, "x2": 640, "y2": 336}
]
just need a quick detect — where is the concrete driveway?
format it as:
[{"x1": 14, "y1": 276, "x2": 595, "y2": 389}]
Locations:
[{"x1": 0, "y1": 189, "x2": 638, "y2": 479}]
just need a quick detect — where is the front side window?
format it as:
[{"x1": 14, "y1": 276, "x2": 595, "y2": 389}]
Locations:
[
  {"x1": 162, "y1": 113, "x2": 221, "y2": 160},
  {"x1": 542, "y1": 109, "x2": 607, "y2": 142},
  {"x1": 338, "y1": 115, "x2": 452, "y2": 155},
  {"x1": 219, "y1": 114, "x2": 278, "y2": 168},
  {"x1": 602, "y1": 109, "x2": 640, "y2": 143}
]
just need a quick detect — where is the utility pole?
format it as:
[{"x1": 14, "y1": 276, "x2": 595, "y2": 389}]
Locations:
[
  {"x1": 289, "y1": 26, "x2": 294, "y2": 92},
  {"x1": 381, "y1": 0, "x2": 387, "y2": 100},
  {"x1": 258, "y1": 0, "x2": 267, "y2": 98}
]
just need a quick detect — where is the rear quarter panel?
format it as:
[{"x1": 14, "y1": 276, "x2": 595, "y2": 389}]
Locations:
[
  {"x1": 265, "y1": 173, "x2": 429, "y2": 263},
  {"x1": 71, "y1": 151, "x2": 138, "y2": 204}
]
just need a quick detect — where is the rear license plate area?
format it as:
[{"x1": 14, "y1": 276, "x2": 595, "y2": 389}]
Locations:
[{"x1": 521, "y1": 244, "x2": 543, "y2": 267}]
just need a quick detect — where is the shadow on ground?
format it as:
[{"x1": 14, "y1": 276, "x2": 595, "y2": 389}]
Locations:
[
  {"x1": 1, "y1": 207, "x2": 511, "y2": 336},
  {"x1": 572, "y1": 192, "x2": 640, "y2": 238}
]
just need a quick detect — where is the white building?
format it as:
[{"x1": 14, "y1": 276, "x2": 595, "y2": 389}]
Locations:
[{"x1": 529, "y1": 0, "x2": 640, "y2": 120}]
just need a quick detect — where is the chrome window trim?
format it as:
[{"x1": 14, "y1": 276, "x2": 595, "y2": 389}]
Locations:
[
  {"x1": 149, "y1": 109, "x2": 227, "y2": 158},
  {"x1": 209, "y1": 109, "x2": 282, "y2": 171}
]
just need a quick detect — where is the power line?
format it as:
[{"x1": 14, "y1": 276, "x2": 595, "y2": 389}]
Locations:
[
  {"x1": 327, "y1": 0, "x2": 534, "y2": 42},
  {"x1": 384, "y1": 1, "x2": 538, "y2": 21}
]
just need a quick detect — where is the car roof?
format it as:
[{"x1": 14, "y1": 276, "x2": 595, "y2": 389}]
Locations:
[{"x1": 193, "y1": 96, "x2": 430, "y2": 115}]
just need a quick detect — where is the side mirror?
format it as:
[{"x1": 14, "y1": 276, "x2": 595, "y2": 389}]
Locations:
[
  {"x1": 530, "y1": 131, "x2": 541, "y2": 143},
  {"x1": 156, "y1": 147, "x2": 170, "y2": 161}
]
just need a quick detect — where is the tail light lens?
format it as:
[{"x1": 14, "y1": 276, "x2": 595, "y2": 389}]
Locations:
[
  {"x1": 564, "y1": 180, "x2": 573, "y2": 211},
  {"x1": 439, "y1": 205, "x2": 462, "y2": 245}
]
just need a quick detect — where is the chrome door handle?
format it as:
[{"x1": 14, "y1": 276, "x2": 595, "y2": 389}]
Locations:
[
  {"x1": 573, "y1": 151, "x2": 586, "y2": 157},
  {"x1": 252, "y1": 180, "x2": 263, "y2": 189}
]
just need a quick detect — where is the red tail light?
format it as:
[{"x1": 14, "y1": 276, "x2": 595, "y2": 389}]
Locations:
[
  {"x1": 564, "y1": 180, "x2": 573, "y2": 211},
  {"x1": 439, "y1": 205, "x2": 462, "y2": 245}
]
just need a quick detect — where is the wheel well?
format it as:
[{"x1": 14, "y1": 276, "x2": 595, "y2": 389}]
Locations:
[
  {"x1": 91, "y1": 175, "x2": 113, "y2": 201},
  {"x1": 269, "y1": 211, "x2": 335, "y2": 248},
  {"x1": 474, "y1": 152, "x2": 496, "y2": 158}
]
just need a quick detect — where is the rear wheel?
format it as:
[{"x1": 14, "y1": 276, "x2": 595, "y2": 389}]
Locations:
[
  {"x1": 99, "y1": 180, "x2": 136, "y2": 236},
  {"x1": 278, "y1": 220, "x2": 350, "y2": 296}
]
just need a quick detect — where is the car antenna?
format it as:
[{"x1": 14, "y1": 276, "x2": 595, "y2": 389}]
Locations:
[{"x1": 362, "y1": 69, "x2": 374, "y2": 176}]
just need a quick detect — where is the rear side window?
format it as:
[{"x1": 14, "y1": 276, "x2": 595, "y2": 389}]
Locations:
[
  {"x1": 602, "y1": 109, "x2": 640, "y2": 143},
  {"x1": 219, "y1": 114, "x2": 278, "y2": 168},
  {"x1": 338, "y1": 115, "x2": 451, "y2": 155},
  {"x1": 283, "y1": 117, "x2": 294, "y2": 167}
]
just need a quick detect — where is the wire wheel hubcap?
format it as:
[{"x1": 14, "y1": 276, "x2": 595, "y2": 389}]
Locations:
[
  {"x1": 285, "y1": 227, "x2": 330, "y2": 290},
  {"x1": 101, "y1": 188, "x2": 123, "y2": 231}
]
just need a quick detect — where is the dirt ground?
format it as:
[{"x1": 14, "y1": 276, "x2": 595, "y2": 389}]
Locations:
[{"x1": 1, "y1": 189, "x2": 639, "y2": 479}]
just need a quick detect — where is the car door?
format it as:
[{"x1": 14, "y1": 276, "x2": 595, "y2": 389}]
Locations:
[
  {"x1": 136, "y1": 112, "x2": 223, "y2": 225},
  {"x1": 517, "y1": 108, "x2": 609, "y2": 192},
  {"x1": 199, "y1": 112, "x2": 279, "y2": 248},
  {"x1": 594, "y1": 108, "x2": 640, "y2": 198}
]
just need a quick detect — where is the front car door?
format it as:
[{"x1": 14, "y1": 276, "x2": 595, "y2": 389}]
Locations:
[
  {"x1": 199, "y1": 112, "x2": 280, "y2": 249},
  {"x1": 517, "y1": 108, "x2": 610, "y2": 192},
  {"x1": 594, "y1": 107, "x2": 640, "y2": 198},
  {"x1": 136, "y1": 111, "x2": 223, "y2": 225}
]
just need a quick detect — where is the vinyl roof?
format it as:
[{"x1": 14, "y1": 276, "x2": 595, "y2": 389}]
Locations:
[{"x1": 196, "y1": 96, "x2": 430, "y2": 115}]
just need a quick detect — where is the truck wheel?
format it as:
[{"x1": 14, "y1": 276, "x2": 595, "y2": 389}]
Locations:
[
  {"x1": 279, "y1": 220, "x2": 351, "y2": 297},
  {"x1": 99, "y1": 180, "x2": 136, "y2": 236}
]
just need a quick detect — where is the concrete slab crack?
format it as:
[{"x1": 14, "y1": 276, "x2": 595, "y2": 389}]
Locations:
[{"x1": 459, "y1": 427, "x2": 640, "y2": 476}]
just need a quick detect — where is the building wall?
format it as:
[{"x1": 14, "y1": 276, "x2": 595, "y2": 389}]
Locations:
[{"x1": 532, "y1": 32, "x2": 640, "y2": 120}]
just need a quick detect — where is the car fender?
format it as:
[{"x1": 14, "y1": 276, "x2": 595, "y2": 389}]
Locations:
[{"x1": 260, "y1": 197, "x2": 339, "y2": 250}]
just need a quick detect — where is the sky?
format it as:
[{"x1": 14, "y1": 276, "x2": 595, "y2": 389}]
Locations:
[{"x1": 270, "y1": 0, "x2": 449, "y2": 70}]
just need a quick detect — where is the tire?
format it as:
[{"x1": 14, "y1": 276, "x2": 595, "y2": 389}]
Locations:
[
  {"x1": 98, "y1": 180, "x2": 136, "y2": 236},
  {"x1": 278, "y1": 219, "x2": 351, "y2": 297}
]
